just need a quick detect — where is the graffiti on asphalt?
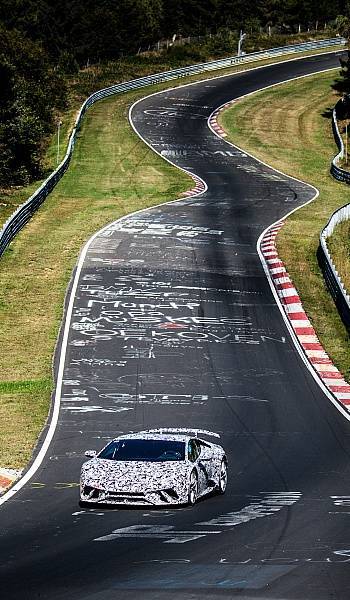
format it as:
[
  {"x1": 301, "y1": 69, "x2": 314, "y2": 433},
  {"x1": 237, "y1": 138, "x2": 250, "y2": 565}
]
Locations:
[{"x1": 93, "y1": 492, "x2": 302, "y2": 545}]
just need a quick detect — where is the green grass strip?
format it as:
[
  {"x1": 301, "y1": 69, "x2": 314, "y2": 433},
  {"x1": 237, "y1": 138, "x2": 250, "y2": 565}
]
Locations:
[
  {"x1": 327, "y1": 220, "x2": 350, "y2": 296},
  {"x1": 0, "y1": 87, "x2": 192, "y2": 468},
  {"x1": 0, "y1": 380, "x2": 51, "y2": 394},
  {"x1": 0, "y1": 379, "x2": 51, "y2": 468}
]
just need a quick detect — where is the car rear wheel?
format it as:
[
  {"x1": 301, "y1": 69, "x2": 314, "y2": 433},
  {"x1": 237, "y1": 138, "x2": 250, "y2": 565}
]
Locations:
[
  {"x1": 188, "y1": 471, "x2": 198, "y2": 506},
  {"x1": 218, "y1": 459, "x2": 227, "y2": 494}
]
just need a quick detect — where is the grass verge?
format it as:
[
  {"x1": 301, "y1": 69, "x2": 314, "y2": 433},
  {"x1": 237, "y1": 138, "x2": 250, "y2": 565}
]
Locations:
[
  {"x1": 0, "y1": 380, "x2": 51, "y2": 469},
  {"x1": 0, "y1": 89, "x2": 192, "y2": 469},
  {"x1": 327, "y1": 221, "x2": 350, "y2": 294},
  {"x1": 0, "y1": 48, "x2": 345, "y2": 470},
  {"x1": 219, "y1": 70, "x2": 350, "y2": 378}
]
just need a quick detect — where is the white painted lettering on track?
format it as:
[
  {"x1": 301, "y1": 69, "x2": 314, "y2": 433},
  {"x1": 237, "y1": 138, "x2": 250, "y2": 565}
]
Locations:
[
  {"x1": 198, "y1": 492, "x2": 302, "y2": 527},
  {"x1": 93, "y1": 492, "x2": 302, "y2": 545},
  {"x1": 94, "y1": 524, "x2": 221, "y2": 544}
]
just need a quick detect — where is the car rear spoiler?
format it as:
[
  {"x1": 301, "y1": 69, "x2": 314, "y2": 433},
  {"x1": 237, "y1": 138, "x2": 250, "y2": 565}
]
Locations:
[{"x1": 137, "y1": 428, "x2": 220, "y2": 438}]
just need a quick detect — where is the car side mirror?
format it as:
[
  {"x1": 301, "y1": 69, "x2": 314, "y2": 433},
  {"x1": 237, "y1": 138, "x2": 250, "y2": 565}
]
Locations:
[{"x1": 85, "y1": 450, "x2": 97, "y2": 458}]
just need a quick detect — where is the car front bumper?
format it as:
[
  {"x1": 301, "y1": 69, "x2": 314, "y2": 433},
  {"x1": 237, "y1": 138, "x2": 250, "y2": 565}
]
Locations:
[{"x1": 80, "y1": 483, "x2": 187, "y2": 506}]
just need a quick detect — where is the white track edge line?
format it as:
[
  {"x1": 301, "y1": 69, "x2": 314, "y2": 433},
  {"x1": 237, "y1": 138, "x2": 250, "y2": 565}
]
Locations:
[
  {"x1": 257, "y1": 232, "x2": 350, "y2": 423},
  {"x1": 0, "y1": 51, "x2": 343, "y2": 506},
  {"x1": 207, "y1": 68, "x2": 350, "y2": 423}
]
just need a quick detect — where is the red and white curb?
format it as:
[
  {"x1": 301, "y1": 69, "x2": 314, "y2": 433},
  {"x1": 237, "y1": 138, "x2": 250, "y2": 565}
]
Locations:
[
  {"x1": 209, "y1": 92, "x2": 350, "y2": 414},
  {"x1": 182, "y1": 173, "x2": 206, "y2": 197},
  {"x1": 209, "y1": 109, "x2": 228, "y2": 138},
  {"x1": 0, "y1": 468, "x2": 22, "y2": 495},
  {"x1": 261, "y1": 222, "x2": 350, "y2": 410},
  {"x1": 209, "y1": 101, "x2": 238, "y2": 138}
]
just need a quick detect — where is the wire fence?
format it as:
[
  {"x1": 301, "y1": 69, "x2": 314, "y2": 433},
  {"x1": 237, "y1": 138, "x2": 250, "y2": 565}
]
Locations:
[
  {"x1": 0, "y1": 36, "x2": 346, "y2": 258},
  {"x1": 143, "y1": 26, "x2": 335, "y2": 54}
]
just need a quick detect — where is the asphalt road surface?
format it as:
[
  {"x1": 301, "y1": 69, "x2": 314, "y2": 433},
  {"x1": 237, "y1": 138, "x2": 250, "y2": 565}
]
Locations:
[{"x1": 2, "y1": 51, "x2": 350, "y2": 600}]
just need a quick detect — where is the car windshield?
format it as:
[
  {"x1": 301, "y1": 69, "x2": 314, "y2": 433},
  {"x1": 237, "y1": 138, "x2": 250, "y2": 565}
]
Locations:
[{"x1": 98, "y1": 439, "x2": 185, "y2": 462}]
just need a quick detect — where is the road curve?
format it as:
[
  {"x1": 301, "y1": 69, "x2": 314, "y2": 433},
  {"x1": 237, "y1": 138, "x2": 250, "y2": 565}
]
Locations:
[{"x1": 1, "y1": 52, "x2": 350, "y2": 600}]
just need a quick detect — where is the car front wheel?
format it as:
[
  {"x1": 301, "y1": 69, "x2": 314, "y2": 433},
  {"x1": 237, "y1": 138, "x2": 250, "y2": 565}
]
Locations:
[
  {"x1": 217, "y1": 459, "x2": 227, "y2": 494},
  {"x1": 188, "y1": 470, "x2": 198, "y2": 506}
]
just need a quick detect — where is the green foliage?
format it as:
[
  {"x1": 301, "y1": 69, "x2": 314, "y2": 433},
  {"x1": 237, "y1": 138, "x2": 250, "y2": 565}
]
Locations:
[
  {"x1": 331, "y1": 11, "x2": 350, "y2": 99},
  {"x1": 338, "y1": 49, "x2": 350, "y2": 95},
  {"x1": 335, "y1": 14, "x2": 350, "y2": 37},
  {"x1": 204, "y1": 28, "x2": 238, "y2": 55},
  {"x1": 0, "y1": 0, "x2": 344, "y2": 65},
  {"x1": 0, "y1": 0, "x2": 347, "y2": 187},
  {"x1": 0, "y1": 25, "x2": 67, "y2": 186},
  {"x1": 245, "y1": 17, "x2": 262, "y2": 34}
]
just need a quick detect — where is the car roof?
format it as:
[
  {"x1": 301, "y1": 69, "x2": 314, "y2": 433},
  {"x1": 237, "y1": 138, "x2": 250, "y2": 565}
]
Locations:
[
  {"x1": 115, "y1": 428, "x2": 219, "y2": 441},
  {"x1": 116, "y1": 433, "x2": 191, "y2": 443}
]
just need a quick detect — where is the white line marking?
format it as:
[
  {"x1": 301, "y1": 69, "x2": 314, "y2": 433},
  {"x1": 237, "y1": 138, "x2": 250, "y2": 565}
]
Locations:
[
  {"x1": 0, "y1": 51, "x2": 344, "y2": 506},
  {"x1": 94, "y1": 524, "x2": 221, "y2": 544},
  {"x1": 206, "y1": 63, "x2": 350, "y2": 424}
]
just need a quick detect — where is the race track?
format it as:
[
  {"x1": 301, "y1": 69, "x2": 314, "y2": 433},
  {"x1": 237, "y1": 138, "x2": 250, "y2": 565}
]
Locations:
[{"x1": 2, "y1": 51, "x2": 350, "y2": 599}]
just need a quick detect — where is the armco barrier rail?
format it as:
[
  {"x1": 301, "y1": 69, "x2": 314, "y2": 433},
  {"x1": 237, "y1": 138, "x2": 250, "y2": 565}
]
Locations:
[
  {"x1": 330, "y1": 97, "x2": 350, "y2": 183},
  {"x1": 0, "y1": 37, "x2": 346, "y2": 258},
  {"x1": 319, "y1": 205, "x2": 350, "y2": 330},
  {"x1": 319, "y1": 93, "x2": 350, "y2": 331}
]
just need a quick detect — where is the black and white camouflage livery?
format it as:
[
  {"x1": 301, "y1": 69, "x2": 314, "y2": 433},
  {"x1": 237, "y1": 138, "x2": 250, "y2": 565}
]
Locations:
[{"x1": 80, "y1": 429, "x2": 227, "y2": 507}]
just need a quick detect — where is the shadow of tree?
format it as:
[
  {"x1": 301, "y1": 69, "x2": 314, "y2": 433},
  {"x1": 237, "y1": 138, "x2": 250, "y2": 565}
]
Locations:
[
  {"x1": 332, "y1": 77, "x2": 349, "y2": 95},
  {"x1": 331, "y1": 50, "x2": 350, "y2": 98},
  {"x1": 334, "y1": 95, "x2": 350, "y2": 119},
  {"x1": 320, "y1": 50, "x2": 350, "y2": 120},
  {"x1": 321, "y1": 107, "x2": 334, "y2": 119}
]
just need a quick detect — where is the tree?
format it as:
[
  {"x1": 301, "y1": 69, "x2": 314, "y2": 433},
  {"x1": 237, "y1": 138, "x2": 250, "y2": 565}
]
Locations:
[
  {"x1": 0, "y1": 25, "x2": 67, "y2": 186},
  {"x1": 331, "y1": 13, "x2": 350, "y2": 101},
  {"x1": 335, "y1": 14, "x2": 350, "y2": 37}
]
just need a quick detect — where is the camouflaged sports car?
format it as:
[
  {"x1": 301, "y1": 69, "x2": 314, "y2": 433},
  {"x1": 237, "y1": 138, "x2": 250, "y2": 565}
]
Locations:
[{"x1": 79, "y1": 428, "x2": 227, "y2": 507}]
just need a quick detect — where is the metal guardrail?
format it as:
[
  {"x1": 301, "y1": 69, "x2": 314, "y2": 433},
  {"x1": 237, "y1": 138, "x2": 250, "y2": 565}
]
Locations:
[
  {"x1": 319, "y1": 96, "x2": 350, "y2": 330},
  {"x1": 318, "y1": 204, "x2": 350, "y2": 330},
  {"x1": 0, "y1": 37, "x2": 346, "y2": 257},
  {"x1": 330, "y1": 97, "x2": 350, "y2": 183}
]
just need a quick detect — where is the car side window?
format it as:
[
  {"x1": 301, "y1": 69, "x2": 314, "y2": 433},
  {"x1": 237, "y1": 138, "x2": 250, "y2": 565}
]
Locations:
[{"x1": 188, "y1": 439, "x2": 200, "y2": 463}]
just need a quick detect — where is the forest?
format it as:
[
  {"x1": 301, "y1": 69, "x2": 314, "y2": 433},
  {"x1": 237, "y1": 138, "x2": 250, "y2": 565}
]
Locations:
[{"x1": 0, "y1": 0, "x2": 348, "y2": 188}]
